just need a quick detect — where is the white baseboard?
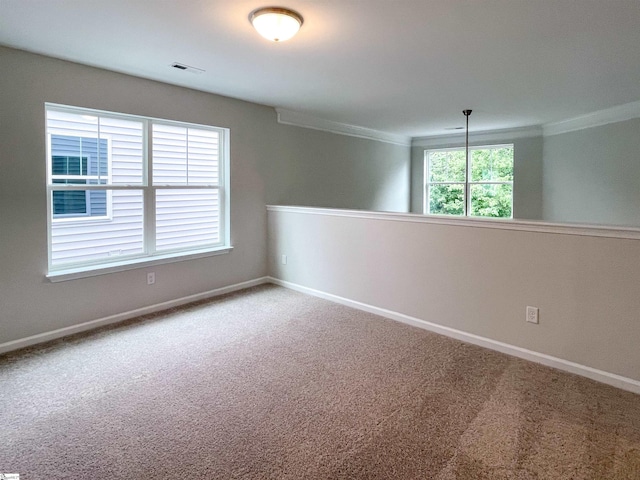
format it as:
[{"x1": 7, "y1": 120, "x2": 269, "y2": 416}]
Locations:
[
  {"x1": 268, "y1": 277, "x2": 640, "y2": 395},
  {"x1": 0, "y1": 277, "x2": 270, "y2": 355},
  {"x1": 5, "y1": 274, "x2": 639, "y2": 395}
]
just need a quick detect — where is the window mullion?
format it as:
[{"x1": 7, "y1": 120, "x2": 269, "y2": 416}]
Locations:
[
  {"x1": 221, "y1": 127, "x2": 230, "y2": 246},
  {"x1": 186, "y1": 128, "x2": 190, "y2": 184},
  {"x1": 144, "y1": 120, "x2": 156, "y2": 256}
]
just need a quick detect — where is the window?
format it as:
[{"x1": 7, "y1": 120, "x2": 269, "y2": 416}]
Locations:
[
  {"x1": 424, "y1": 145, "x2": 513, "y2": 218},
  {"x1": 46, "y1": 104, "x2": 230, "y2": 276}
]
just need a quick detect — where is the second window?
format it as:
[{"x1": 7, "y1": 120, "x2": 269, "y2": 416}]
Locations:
[{"x1": 424, "y1": 144, "x2": 514, "y2": 219}]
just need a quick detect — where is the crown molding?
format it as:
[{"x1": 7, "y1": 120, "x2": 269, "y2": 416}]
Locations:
[
  {"x1": 275, "y1": 108, "x2": 412, "y2": 147},
  {"x1": 543, "y1": 100, "x2": 640, "y2": 137},
  {"x1": 277, "y1": 100, "x2": 640, "y2": 148},
  {"x1": 412, "y1": 126, "x2": 543, "y2": 148}
]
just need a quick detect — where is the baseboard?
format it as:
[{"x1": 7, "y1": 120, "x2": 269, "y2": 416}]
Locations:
[
  {"x1": 0, "y1": 276, "x2": 270, "y2": 355},
  {"x1": 268, "y1": 277, "x2": 640, "y2": 395}
]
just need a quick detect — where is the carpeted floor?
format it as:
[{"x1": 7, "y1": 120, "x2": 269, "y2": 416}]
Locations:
[{"x1": 1, "y1": 284, "x2": 640, "y2": 479}]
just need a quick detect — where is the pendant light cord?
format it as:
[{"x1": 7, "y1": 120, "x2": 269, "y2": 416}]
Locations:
[{"x1": 463, "y1": 109, "x2": 472, "y2": 215}]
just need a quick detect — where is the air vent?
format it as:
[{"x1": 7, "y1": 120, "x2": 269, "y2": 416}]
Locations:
[{"x1": 171, "y1": 62, "x2": 205, "y2": 74}]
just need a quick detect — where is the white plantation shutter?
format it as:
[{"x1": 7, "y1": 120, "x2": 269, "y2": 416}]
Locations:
[
  {"x1": 50, "y1": 190, "x2": 145, "y2": 265},
  {"x1": 152, "y1": 124, "x2": 222, "y2": 252},
  {"x1": 153, "y1": 125, "x2": 219, "y2": 186},
  {"x1": 156, "y1": 189, "x2": 220, "y2": 251},
  {"x1": 47, "y1": 105, "x2": 229, "y2": 274},
  {"x1": 47, "y1": 110, "x2": 145, "y2": 267}
]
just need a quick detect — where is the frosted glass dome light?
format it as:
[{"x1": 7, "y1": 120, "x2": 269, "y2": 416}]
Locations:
[{"x1": 250, "y1": 7, "x2": 303, "y2": 42}]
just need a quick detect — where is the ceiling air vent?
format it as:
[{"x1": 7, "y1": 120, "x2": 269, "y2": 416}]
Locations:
[{"x1": 171, "y1": 62, "x2": 205, "y2": 74}]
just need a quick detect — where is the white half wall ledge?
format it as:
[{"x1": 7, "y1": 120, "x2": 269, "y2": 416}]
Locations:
[
  {"x1": 0, "y1": 277, "x2": 270, "y2": 355},
  {"x1": 266, "y1": 205, "x2": 640, "y2": 240},
  {"x1": 275, "y1": 108, "x2": 412, "y2": 147},
  {"x1": 269, "y1": 277, "x2": 640, "y2": 396}
]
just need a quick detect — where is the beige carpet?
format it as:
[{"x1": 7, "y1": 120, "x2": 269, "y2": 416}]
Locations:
[{"x1": 1, "y1": 284, "x2": 639, "y2": 479}]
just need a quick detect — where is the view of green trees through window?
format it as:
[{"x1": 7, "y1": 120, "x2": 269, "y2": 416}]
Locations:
[{"x1": 426, "y1": 145, "x2": 513, "y2": 218}]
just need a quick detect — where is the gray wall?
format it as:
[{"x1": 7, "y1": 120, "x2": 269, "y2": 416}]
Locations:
[
  {"x1": 543, "y1": 119, "x2": 640, "y2": 227},
  {"x1": 410, "y1": 136, "x2": 543, "y2": 220},
  {"x1": 0, "y1": 46, "x2": 409, "y2": 345},
  {"x1": 271, "y1": 125, "x2": 410, "y2": 212}
]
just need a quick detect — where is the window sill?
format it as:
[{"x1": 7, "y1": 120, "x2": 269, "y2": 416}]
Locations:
[{"x1": 46, "y1": 246, "x2": 233, "y2": 282}]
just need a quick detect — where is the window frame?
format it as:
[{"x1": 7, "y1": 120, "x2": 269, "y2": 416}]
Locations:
[
  {"x1": 45, "y1": 103, "x2": 231, "y2": 281},
  {"x1": 423, "y1": 144, "x2": 514, "y2": 219}
]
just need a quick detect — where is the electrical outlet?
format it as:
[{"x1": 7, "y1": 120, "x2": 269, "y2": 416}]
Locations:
[
  {"x1": 147, "y1": 272, "x2": 155, "y2": 285},
  {"x1": 526, "y1": 306, "x2": 539, "y2": 324},
  {"x1": 281, "y1": 254, "x2": 287, "y2": 265}
]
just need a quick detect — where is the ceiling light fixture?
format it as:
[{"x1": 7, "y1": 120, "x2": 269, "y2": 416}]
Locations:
[{"x1": 249, "y1": 7, "x2": 303, "y2": 42}]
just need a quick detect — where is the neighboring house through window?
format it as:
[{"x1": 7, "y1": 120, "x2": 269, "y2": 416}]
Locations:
[
  {"x1": 46, "y1": 104, "x2": 230, "y2": 276},
  {"x1": 51, "y1": 135, "x2": 110, "y2": 219},
  {"x1": 424, "y1": 144, "x2": 514, "y2": 218}
]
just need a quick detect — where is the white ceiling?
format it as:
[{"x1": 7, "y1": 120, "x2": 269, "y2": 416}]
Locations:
[{"x1": 1, "y1": 0, "x2": 639, "y2": 137}]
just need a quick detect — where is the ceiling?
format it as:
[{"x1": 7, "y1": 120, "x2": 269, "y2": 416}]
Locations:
[{"x1": 1, "y1": 0, "x2": 639, "y2": 138}]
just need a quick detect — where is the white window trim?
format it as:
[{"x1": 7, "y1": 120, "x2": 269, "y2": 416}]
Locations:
[
  {"x1": 424, "y1": 144, "x2": 514, "y2": 218},
  {"x1": 46, "y1": 246, "x2": 233, "y2": 282},
  {"x1": 45, "y1": 103, "x2": 231, "y2": 278}
]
